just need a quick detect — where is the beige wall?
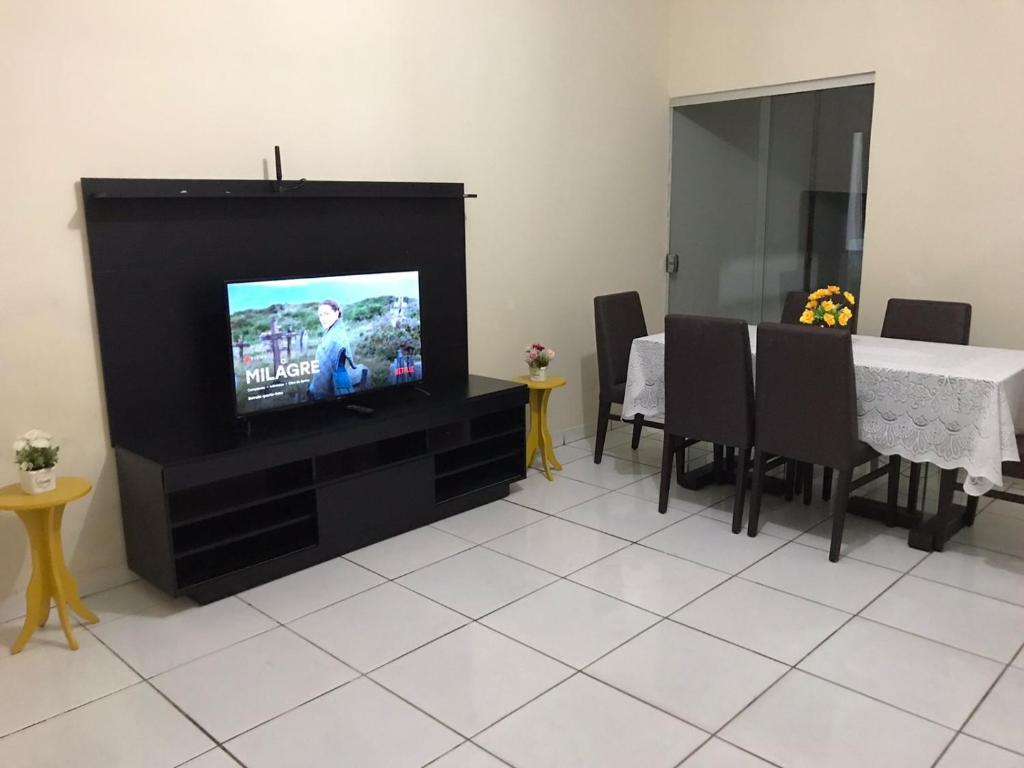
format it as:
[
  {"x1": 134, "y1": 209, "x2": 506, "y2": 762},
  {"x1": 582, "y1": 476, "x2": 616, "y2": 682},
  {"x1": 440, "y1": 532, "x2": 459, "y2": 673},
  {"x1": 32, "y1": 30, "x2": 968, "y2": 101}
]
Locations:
[
  {"x1": 0, "y1": 1, "x2": 670, "y2": 609},
  {"x1": 667, "y1": 0, "x2": 1024, "y2": 347}
]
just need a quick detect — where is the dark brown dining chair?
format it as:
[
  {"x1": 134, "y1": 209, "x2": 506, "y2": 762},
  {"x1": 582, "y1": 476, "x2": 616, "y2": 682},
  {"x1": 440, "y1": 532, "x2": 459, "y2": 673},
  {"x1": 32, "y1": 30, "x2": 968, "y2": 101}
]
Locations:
[
  {"x1": 881, "y1": 298, "x2": 972, "y2": 345},
  {"x1": 781, "y1": 291, "x2": 810, "y2": 324},
  {"x1": 882, "y1": 298, "x2": 972, "y2": 523},
  {"x1": 748, "y1": 323, "x2": 878, "y2": 561},
  {"x1": 658, "y1": 316, "x2": 754, "y2": 532},
  {"x1": 593, "y1": 291, "x2": 654, "y2": 463},
  {"x1": 780, "y1": 289, "x2": 860, "y2": 503},
  {"x1": 780, "y1": 291, "x2": 811, "y2": 501}
]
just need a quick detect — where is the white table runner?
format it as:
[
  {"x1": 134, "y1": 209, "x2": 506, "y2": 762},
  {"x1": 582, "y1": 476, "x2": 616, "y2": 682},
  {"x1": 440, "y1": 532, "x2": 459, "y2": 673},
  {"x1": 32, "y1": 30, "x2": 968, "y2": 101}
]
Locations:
[{"x1": 621, "y1": 328, "x2": 1024, "y2": 496}]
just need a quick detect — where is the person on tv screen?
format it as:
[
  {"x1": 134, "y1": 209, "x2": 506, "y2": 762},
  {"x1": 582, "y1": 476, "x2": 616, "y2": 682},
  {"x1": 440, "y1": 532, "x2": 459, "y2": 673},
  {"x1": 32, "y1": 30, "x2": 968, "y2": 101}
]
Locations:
[
  {"x1": 308, "y1": 299, "x2": 354, "y2": 400},
  {"x1": 333, "y1": 347, "x2": 358, "y2": 395}
]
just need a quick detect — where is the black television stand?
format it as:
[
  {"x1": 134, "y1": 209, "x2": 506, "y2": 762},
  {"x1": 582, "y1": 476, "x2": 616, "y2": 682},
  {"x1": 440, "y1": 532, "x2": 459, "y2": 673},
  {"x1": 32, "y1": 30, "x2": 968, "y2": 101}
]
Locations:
[
  {"x1": 345, "y1": 403, "x2": 375, "y2": 417},
  {"x1": 115, "y1": 375, "x2": 527, "y2": 603}
]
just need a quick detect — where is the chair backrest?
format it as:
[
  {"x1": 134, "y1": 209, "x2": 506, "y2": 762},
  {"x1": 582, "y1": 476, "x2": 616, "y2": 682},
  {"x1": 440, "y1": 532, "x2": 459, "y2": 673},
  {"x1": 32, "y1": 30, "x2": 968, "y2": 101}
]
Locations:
[
  {"x1": 664, "y1": 315, "x2": 754, "y2": 448},
  {"x1": 755, "y1": 323, "x2": 860, "y2": 469},
  {"x1": 780, "y1": 291, "x2": 809, "y2": 324},
  {"x1": 881, "y1": 298, "x2": 971, "y2": 345},
  {"x1": 594, "y1": 291, "x2": 648, "y2": 398}
]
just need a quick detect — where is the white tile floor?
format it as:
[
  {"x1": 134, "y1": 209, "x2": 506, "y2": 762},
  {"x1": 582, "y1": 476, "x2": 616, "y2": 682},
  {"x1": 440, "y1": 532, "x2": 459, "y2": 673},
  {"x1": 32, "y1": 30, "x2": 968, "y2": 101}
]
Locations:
[{"x1": 3, "y1": 432, "x2": 1024, "y2": 767}]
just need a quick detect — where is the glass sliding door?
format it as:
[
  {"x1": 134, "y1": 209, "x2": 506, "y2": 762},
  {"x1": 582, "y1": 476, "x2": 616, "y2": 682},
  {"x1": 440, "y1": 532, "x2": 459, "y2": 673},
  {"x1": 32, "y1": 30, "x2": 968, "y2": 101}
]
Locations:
[
  {"x1": 668, "y1": 83, "x2": 873, "y2": 323},
  {"x1": 667, "y1": 97, "x2": 766, "y2": 323}
]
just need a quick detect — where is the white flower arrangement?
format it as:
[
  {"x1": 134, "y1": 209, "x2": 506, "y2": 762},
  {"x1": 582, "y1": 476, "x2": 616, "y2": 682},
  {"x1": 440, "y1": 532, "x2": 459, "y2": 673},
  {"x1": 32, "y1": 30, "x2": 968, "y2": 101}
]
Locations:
[{"x1": 13, "y1": 429, "x2": 60, "y2": 471}]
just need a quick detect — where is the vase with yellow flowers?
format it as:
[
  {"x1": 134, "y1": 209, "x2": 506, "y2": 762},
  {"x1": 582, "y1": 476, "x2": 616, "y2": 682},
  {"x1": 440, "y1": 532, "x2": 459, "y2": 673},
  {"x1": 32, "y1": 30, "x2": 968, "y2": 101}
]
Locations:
[{"x1": 799, "y1": 285, "x2": 856, "y2": 329}]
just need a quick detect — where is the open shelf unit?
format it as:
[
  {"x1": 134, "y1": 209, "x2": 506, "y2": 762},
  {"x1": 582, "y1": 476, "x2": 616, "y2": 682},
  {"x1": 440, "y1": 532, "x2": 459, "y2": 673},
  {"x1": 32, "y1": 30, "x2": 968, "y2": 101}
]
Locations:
[
  {"x1": 172, "y1": 491, "x2": 318, "y2": 557},
  {"x1": 434, "y1": 425, "x2": 525, "y2": 501},
  {"x1": 168, "y1": 459, "x2": 314, "y2": 526},
  {"x1": 176, "y1": 516, "x2": 318, "y2": 588},
  {"x1": 316, "y1": 432, "x2": 428, "y2": 482},
  {"x1": 435, "y1": 454, "x2": 524, "y2": 502},
  {"x1": 116, "y1": 376, "x2": 527, "y2": 602}
]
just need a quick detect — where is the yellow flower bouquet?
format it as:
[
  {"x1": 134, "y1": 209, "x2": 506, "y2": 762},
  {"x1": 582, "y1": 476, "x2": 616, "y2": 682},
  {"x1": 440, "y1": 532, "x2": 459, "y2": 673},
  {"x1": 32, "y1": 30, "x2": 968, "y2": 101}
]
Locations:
[{"x1": 799, "y1": 285, "x2": 856, "y2": 329}]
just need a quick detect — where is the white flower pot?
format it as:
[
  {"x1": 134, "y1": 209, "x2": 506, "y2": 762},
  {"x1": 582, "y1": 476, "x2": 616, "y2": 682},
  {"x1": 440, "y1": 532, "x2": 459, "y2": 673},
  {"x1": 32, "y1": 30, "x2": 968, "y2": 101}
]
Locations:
[
  {"x1": 529, "y1": 366, "x2": 547, "y2": 382},
  {"x1": 20, "y1": 467, "x2": 57, "y2": 495}
]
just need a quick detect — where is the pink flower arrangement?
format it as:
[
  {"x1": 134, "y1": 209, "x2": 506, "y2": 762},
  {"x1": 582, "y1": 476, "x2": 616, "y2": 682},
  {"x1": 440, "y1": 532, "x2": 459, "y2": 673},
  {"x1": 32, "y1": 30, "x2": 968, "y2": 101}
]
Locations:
[{"x1": 524, "y1": 342, "x2": 555, "y2": 369}]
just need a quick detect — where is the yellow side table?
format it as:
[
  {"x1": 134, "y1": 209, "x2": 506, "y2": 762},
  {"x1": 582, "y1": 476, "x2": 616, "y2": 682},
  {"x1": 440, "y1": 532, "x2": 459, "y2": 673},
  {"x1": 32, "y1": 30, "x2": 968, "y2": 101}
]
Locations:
[
  {"x1": 513, "y1": 375, "x2": 567, "y2": 481},
  {"x1": 0, "y1": 477, "x2": 99, "y2": 653}
]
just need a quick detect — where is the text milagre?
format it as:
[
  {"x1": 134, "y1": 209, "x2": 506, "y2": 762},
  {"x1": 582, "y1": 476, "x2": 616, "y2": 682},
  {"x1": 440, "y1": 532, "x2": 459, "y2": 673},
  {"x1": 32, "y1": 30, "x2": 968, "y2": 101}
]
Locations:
[{"x1": 246, "y1": 361, "x2": 320, "y2": 384}]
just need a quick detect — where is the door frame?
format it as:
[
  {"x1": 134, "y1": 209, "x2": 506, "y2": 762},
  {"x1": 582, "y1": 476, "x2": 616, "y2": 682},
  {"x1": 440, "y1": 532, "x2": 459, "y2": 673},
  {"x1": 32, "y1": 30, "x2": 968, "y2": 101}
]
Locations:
[
  {"x1": 665, "y1": 71, "x2": 876, "y2": 316},
  {"x1": 669, "y1": 72, "x2": 875, "y2": 108}
]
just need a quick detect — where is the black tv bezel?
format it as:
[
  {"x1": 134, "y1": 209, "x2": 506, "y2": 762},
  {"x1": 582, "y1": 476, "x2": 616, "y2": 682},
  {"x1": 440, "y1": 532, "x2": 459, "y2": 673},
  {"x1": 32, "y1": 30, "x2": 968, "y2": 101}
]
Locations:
[{"x1": 224, "y1": 268, "x2": 425, "y2": 419}]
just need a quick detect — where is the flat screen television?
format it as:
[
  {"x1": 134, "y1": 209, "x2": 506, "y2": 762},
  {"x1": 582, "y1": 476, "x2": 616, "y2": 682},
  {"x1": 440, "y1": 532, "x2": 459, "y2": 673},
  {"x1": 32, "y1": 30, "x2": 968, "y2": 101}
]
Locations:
[{"x1": 226, "y1": 271, "x2": 423, "y2": 416}]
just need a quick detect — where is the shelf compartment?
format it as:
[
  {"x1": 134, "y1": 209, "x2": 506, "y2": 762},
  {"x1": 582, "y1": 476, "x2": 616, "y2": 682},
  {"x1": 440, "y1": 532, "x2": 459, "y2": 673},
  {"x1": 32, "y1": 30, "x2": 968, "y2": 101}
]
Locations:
[
  {"x1": 435, "y1": 449, "x2": 521, "y2": 480},
  {"x1": 169, "y1": 487, "x2": 315, "y2": 529},
  {"x1": 316, "y1": 432, "x2": 428, "y2": 482},
  {"x1": 175, "y1": 516, "x2": 318, "y2": 588},
  {"x1": 435, "y1": 430, "x2": 524, "y2": 477},
  {"x1": 470, "y1": 408, "x2": 525, "y2": 442},
  {"x1": 172, "y1": 491, "x2": 316, "y2": 557},
  {"x1": 168, "y1": 459, "x2": 313, "y2": 525},
  {"x1": 427, "y1": 421, "x2": 470, "y2": 452},
  {"x1": 435, "y1": 454, "x2": 525, "y2": 502}
]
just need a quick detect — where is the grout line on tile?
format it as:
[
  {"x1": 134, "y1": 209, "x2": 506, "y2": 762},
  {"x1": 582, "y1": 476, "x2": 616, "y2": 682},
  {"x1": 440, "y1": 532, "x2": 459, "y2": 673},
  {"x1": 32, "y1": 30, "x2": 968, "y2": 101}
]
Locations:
[
  {"x1": 905, "y1": 570, "x2": 1024, "y2": 611},
  {"x1": 852, "y1": 613, "x2": 1019, "y2": 666},
  {"x1": 419, "y1": 739, "x2": 515, "y2": 768},
  {"x1": 0, "y1": 675, "x2": 145, "y2": 742},
  {"x1": 233, "y1": 568, "x2": 386, "y2": 625},
  {"x1": 928, "y1": 635, "x2": 1024, "y2": 766},
  {"x1": 217, "y1": 675, "x2": 367, "y2": 747},
  {"x1": 172, "y1": 746, "x2": 246, "y2": 767},
  {"x1": 428, "y1": 510, "x2": 554, "y2": 547},
  {"x1": 83, "y1": 615, "x2": 283, "y2": 682}
]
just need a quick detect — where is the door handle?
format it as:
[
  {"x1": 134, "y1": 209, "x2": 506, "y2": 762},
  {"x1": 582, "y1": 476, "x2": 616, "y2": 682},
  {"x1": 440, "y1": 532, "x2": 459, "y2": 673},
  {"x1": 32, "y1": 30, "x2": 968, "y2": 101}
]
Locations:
[{"x1": 665, "y1": 253, "x2": 679, "y2": 274}]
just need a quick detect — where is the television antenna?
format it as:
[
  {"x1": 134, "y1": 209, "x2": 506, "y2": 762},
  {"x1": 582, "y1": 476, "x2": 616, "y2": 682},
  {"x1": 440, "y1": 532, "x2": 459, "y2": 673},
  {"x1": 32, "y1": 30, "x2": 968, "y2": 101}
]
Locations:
[{"x1": 272, "y1": 145, "x2": 307, "y2": 192}]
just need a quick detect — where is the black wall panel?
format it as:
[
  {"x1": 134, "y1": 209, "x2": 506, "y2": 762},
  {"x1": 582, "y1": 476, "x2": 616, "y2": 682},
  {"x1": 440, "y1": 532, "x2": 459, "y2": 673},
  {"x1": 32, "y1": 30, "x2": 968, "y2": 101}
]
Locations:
[{"x1": 82, "y1": 179, "x2": 468, "y2": 449}]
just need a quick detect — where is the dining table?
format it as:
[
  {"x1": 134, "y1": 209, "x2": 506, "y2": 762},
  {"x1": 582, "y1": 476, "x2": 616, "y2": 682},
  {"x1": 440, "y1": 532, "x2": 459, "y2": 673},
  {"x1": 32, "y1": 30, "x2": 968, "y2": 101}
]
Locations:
[{"x1": 621, "y1": 326, "x2": 1024, "y2": 551}]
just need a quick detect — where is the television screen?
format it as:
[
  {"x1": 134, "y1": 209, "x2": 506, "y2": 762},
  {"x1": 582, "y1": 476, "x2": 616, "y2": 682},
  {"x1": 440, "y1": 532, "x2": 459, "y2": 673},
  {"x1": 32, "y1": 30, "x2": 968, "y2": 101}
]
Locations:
[{"x1": 227, "y1": 271, "x2": 423, "y2": 416}]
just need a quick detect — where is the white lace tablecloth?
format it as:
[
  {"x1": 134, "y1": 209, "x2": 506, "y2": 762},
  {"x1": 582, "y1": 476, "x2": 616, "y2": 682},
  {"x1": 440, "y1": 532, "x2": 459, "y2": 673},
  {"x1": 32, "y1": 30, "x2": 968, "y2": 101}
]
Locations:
[{"x1": 622, "y1": 328, "x2": 1024, "y2": 496}]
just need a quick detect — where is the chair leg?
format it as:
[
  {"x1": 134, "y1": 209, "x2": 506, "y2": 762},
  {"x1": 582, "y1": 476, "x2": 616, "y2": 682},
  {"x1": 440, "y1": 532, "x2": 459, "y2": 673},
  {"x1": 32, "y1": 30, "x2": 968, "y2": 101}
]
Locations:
[
  {"x1": 658, "y1": 436, "x2": 674, "y2": 514},
  {"x1": 748, "y1": 448, "x2": 766, "y2": 537},
  {"x1": 886, "y1": 456, "x2": 901, "y2": 526},
  {"x1": 725, "y1": 446, "x2": 736, "y2": 474},
  {"x1": 932, "y1": 468, "x2": 958, "y2": 552},
  {"x1": 964, "y1": 494, "x2": 980, "y2": 527},
  {"x1": 784, "y1": 460, "x2": 796, "y2": 501},
  {"x1": 631, "y1": 413, "x2": 644, "y2": 450},
  {"x1": 793, "y1": 461, "x2": 803, "y2": 495},
  {"x1": 829, "y1": 467, "x2": 853, "y2": 562},
  {"x1": 906, "y1": 462, "x2": 922, "y2": 520},
  {"x1": 594, "y1": 400, "x2": 611, "y2": 464},
  {"x1": 802, "y1": 463, "x2": 813, "y2": 506},
  {"x1": 675, "y1": 443, "x2": 687, "y2": 485},
  {"x1": 822, "y1": 467, "x2": 833, "y2": 501},
  {"x1": 732, "y1": 447, "x2": 749, "y2": 534}
]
